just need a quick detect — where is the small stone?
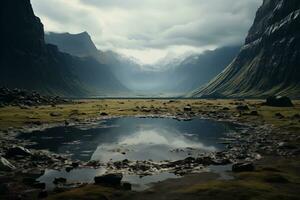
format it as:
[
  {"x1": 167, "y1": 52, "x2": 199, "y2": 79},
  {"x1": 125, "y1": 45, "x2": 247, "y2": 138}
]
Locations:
[
  {"x1": 236, "y1": 105, "x2": 249, "y2": 111},
  {"x1": 50, "y1": 112, "x2": 62, "y2": 117},
  {"x1": 53, "y1": 177, "x2": 67, "y2": 185},
  {"x1": 184, "y1": 106, "x2": 192, "y2": 112},
  {"x1": 275, "y1": 113, "x2": 285, "y2": 119},
  {"x1": 65, "y1": 166, "x2": 73, "y2": 172},
  {"x1": 100, "y1": 112, "x2": 108, "y2": 116},
  {"x1": 94, "y1": 173, "x2": 123, "y2": 186},
  {"x1": 232, "y1": 162, "x2": 255, "y2": 172}
]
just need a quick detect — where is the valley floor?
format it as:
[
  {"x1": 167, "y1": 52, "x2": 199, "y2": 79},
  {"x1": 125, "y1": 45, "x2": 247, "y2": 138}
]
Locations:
[{"x1": 0, "y1": 99, "x2": 300, "y2": 200}]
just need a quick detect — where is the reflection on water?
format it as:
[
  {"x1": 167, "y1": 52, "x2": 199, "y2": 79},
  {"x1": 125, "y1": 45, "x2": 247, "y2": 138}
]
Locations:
[
  {"x1": 18, "y1": 117, "x2": 236, "y2": 190},
  {"x1": 19, "y1": 117, "x2": 233, "y2": 162},
  {"x1": 38, "y1": 168, "x2": 178, "y2": 191},
  {"x1": 92, "y1": 126, "x2": 218, "y2": 162}
]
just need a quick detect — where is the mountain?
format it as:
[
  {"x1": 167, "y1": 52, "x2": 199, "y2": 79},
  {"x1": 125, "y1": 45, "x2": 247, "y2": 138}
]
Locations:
[
  {"x1": 190, "y1": 0, "x2": 300, "y2": 99},
  {"x1": 46, "y1": 31, "x2": 240, "y2": 96},
  {"x1": 0, "y1": 0, "x2": 87, "y2": 96},
  {"x1": 165, "y1": 46, "x2": 241, "y2": 93},
  {"x1": 0, "y1": 0, "x2": 127, "y2": 97},
  {"x1": 45, "y1": 32, "x2": 99, "y2": 58}
]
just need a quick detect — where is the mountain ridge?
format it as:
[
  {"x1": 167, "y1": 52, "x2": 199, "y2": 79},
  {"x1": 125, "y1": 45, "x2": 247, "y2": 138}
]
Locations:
[
  {"x1": 46, "y1": 32, "x2": 240, "y2": 95},
  {"x1": 190, "y1": 0, "x2": 300, "y2": 99}
]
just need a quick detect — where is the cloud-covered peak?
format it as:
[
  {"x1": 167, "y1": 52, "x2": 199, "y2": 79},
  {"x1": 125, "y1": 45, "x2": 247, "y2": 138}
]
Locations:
[{"x1": 31, "y1": 0, "x2": 262, "y2": 64}]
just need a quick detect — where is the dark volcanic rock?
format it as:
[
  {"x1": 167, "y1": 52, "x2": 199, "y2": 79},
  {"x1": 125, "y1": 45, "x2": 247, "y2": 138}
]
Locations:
[
  {"x1": 265, "y1": 96, "x2": 294, "y2": 107},
  {"x1": 5, "y1": 146, "x2": 32, "y2": 158},
  {"x1": 94, "y1": 173, "x2": 123, "y2": 186},
  {"x1": 184, "y1": 105, "x2": 192, "y2": 112},
  {"x1": 192, "y1": 0, "x2": 300, "y2": 98},
  {"x1": 232, "y1": 162, "x2": 255, "y2": 172},
  {"x1": 53, "y1": 177, "x2": 67, "y2": 185},
  {"x1": 236, "y1": 105, "x2": 250, "y2": 111},
  {"x1": 0, "y1": 87, "x2": 67, "y2": 106}
]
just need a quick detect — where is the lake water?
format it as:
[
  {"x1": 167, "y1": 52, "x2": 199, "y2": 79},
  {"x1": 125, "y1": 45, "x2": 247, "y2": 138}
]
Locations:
[{"x1": 18, "y1": 117, "x2": 236, "y2": 190}]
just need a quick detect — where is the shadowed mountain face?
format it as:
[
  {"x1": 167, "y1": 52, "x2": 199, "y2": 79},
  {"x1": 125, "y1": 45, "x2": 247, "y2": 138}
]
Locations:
[
  {"x1": 46, "y1": 32, "x2": 240, "y2": 96},
  {"x1": 190, "y1": 0, "x2": 300, "y2": 99},
  {"x1": 0, "y1": 0, "x2": 127, "y2": 97},
  {"x1": 0, "y1": 0, "x2": 86, "y2": 96},
  {"x1": 45, "y1": 32, "x2": 99, "y2": 58}
]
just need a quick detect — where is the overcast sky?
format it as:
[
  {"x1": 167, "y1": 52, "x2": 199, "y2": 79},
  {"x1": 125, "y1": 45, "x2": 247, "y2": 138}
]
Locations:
[{"x1": 31, "y1": 0, "x2": 262, "y2": 64}]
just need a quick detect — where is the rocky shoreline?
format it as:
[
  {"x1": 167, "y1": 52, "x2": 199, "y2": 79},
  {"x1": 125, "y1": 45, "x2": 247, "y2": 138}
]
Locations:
[
  {"x1": 0, "y1": 87, "x2": 68, "y2": 108},
  {"x1": 0, "y1": 99, "x2": 299, "y2": 199}
]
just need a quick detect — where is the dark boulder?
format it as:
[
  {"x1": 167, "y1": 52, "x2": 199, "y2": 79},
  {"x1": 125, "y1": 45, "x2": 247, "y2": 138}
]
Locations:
[
  {"x1": 53, "y1": 177, "x2": 67, "y2": 185},
  {"x1": 232, "y1": 162, "x2": 255, "y2": 172},
  {"x1": 184, "y1": 105, "x2": 192, "y2": 112},
  {"x1": 94, "y1": 173, "x2": 123, "y2": 186},
  {"x1": 275, "y1": 113, "x2": 285, "y2": 119},
  {"x1": 5, "y1": 146, "x2": 32, "y2": 158},
  {"x1": 265, "y1": 96, "x2": 294, "y2": 107},
  {"x1": 236, "y1": 105, "x2": 250, "y2": 111},
  {"x1": 100, "y1": 112, "x2": 108, "y2": 116}
]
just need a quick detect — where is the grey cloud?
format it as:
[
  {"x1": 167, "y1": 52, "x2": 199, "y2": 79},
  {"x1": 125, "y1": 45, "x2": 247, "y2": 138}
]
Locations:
[{"x1": 31, "y1": 0, "x2": 262, "y2": 62}]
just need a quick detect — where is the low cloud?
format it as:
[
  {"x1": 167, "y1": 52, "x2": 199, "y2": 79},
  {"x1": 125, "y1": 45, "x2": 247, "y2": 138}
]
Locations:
[{"x1": 31, "y1": 0, "x2": 262, "y2": 64}]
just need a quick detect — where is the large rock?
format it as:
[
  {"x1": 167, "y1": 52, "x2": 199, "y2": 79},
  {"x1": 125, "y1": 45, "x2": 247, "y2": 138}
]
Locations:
[
  {"x1": 265, "y1": 96, "x2": 294, "y2": 107},
  {"x1": 94, "y1": 173, "x2": 123, "y2": 186},
  {"x1": 0, "y1": 157, "x2": 16, "y2": 171},
  {"x1": 232, "y1": 162, "x2": 255, "y2": 172},
  {"x1": 5, "y1": 146, "x2": 32, "y2": 158}
]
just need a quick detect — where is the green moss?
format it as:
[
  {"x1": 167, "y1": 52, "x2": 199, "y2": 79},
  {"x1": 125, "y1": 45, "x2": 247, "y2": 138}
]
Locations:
[{"x1": 47, "y1": 185, "x2": 118, "y2": 200}]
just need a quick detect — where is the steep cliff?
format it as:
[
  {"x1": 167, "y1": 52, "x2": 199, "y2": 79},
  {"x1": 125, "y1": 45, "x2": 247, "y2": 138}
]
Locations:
[
  {"x1": 0, "y1": 0, "x2": 129, "y2": 97},
  {"x1": 0, "y1": 0, "x2": 89, "y2": 96},
  {"x1": 191, "y1": 0, "x2": 300, "y2": 98}
]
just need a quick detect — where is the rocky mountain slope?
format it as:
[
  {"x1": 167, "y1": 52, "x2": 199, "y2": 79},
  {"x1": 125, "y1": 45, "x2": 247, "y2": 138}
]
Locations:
[
  {"x1": 0, "y1": 0, "x2": 127, "y2": 97},
  {"x1": 190, "y1": 0, "x2": 300, "y2": 99}
]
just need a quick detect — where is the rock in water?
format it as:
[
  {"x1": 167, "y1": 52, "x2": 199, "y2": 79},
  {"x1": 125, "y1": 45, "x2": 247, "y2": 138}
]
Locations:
[
  {"x1": 0, "y1": 157, "x2": 16, "y2": 171},
  {"x1": 94, "y1": 173, "x2": 123, "y2": 186},
  {"x1": 265, "y1": 96, "x2": 294, "y2": 107},
  {"x1": 53, "y1": 177, "x2": 67, "y2": 185},
  {"x1": 232, "y1": 162, "x2": 255, "y2": 172}
]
